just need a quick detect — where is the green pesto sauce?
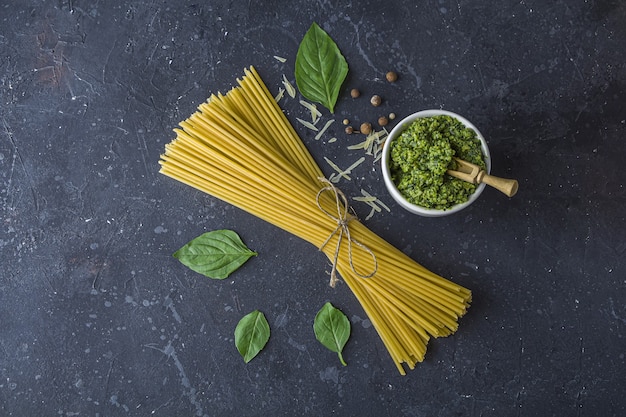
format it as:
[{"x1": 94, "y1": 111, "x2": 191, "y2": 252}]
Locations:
[{"x1": 389, "y1": 115, "x2": 486, "y2": 210}]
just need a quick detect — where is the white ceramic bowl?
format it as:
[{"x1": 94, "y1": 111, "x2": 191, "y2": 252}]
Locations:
[{"x1": 381, "y1": 109, "x2": 491, "y2": 217}]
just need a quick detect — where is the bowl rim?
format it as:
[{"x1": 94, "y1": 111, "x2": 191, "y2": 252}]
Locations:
[{"x1": 381, "y1": 109, "x2": 492, "y2": 217}]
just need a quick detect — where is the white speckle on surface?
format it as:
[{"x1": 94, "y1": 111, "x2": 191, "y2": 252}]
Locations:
[
  {"x1": 275, "y1": 312, "x2": 289, "y2": 328},
  {"x1": 319, "y1": 366, "x2": 339, "y2": 384}
]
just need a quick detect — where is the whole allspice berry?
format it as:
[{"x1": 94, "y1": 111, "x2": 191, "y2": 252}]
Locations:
[
  {"x1": 360, "y1": 122, "x2": 372, "y2": 135},
  {"x1": 345, "y1": 126, "x2": 354, "y2": 134},
  {"x1": 378, "y1": 116, "x2": 389, "y2": 126},
  {"x1": 350, "y1": 88, "x2": 360, "y2": 98},
  {"x1": 386, "y1": 71, "x2": 398, "y2": 82},
  {"x1": 370, "y1": 95, "x2": 382, "y2": 107}
]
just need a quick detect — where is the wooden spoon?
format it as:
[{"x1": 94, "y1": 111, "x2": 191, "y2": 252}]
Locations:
[{"x1": 447, "y1": 157, "x2": 519, "y2": 197}]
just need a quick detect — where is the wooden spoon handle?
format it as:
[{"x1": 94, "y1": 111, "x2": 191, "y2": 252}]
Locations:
[{"x1": 477, "y1": 171, "x2": 519, "y2": 197}]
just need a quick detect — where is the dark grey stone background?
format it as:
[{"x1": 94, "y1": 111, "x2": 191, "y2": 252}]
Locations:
[{"x1": 1, "y1": 1, "x2": 625, "y2": 416}]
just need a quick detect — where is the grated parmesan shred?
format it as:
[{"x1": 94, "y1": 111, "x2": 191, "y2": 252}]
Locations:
[
  {"x1": 360, "y1": 189, "x2": 390, "y2": 212},
  {"x1": 282, "y1": 74, "x2": 296, "y2": 98},
  {"x1": 325, "y1": 156, "x2": 365, "y2": 183},
  {"x1": 347, "y1": 128, "x2": 388, "y2": 162},
  {"x1": 352, "y1": 189, "x2": 391, "y2": 220},
  {"x1": 297, "y1": 118, "x2": 319, "y2": 131},
  {"x1": 274, "y1": 87, "x2": 285, "y2": 102},
  {"x1": 315, "y1": 119, "x2": 335, "y2": 141},
  {"x1": 353, "y1": 196, "x2": 378, "y2": 203},
  {"x1": 299, "y1": 100, "x2": 322, "y2": 124}
]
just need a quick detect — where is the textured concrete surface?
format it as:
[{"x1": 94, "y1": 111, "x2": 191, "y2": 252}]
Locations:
[{"x1": 1, "y1": 1, "x2": 625, "y2": 416}]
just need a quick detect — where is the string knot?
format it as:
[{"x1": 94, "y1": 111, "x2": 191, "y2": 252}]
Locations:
[{"x1": 316, "y1": 177, "x2": 378, "y2": 287}]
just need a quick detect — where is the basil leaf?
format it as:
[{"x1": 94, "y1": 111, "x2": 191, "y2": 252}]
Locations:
[
  {"x1": 313, "y1": 302, "x2": 350, "y2": 366},
  {"x1": 235, "y1": 310, "x2": 270, "y2": 363},
  {"x1": 173, "y1": 229, "x2": 257, "y2": 279},
  {"x1": 295, "y1": 22, "x2": 348, "y2": 113}
]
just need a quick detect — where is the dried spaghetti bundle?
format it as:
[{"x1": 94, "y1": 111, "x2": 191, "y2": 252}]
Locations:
[{"x1": 159, "y1": 66, "x2": 471, "y2": 374}]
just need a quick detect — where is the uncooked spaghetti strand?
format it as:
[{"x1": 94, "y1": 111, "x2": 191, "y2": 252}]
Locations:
[
  {"x1": 169, "y1": 125, "x2": 330, "y2": 225},
  {"x1": 232, "y1": 85, "x2": 326, "y2": 188},
  {"x1": 332, "y1": 227, "x2": 471, "y2": 316},
  {"x1": 160, "y1": 157, "x2": 338, "y2": 245},
  {"x1": 314, "y1": 204, "x2": 469, "y2": 308},
  {"x1": 160, "y1": 155, "x2": 339, "y2": 246},
  {"x1": 201, "y1": 94, "x2": 277, "y2": 161},
  {"x1": 232, "y1": 76, "x2": 303, "y2": 167},
  {"x1": 346, "y1": 221, "x2": 458, "y2": 281},
  {"x1": 182, "y1": 106, "x2": 312, "y2": 190},
  {"x1": 343, "y1": 271, "x2": 427, "y2": 371},
  {"x1": 217, "y1": 86, "x2": 296, "y2": 168},
  {"x1": 170, "y1": 168, "x2": 340, "y2": 250},
  {"x1": 166, "y1": 136, "x2": 315, "y2": 220},
  {"x1": 219, "y1": 88, "x2": 275, "y2": 147},
  {"x1": 241, "y1": 67, "x2": 320, "y2": 172},
  {"x1": 383, "y1": 272, "x2": 469, "y2": 320},
  {"x1": 374, "y1": 289, "x2": 428, "y2": 363},
  {"x1": 161, "y1": 154, "x2": 359, "y2": 256},
  {"x1": 337, "y1": 269, "x2": 415, "y2": 374},
  {"x1": 370, "y1": 292, "x2": 431, "y2": 354},
  {"x1": 188, "y1": 101, "x2": 325, "y2": 199},
  {"x1": 345, "y1": 269, "x2": 437, "y2": 340},
  {"x1": 361, "y1": 256, "x2": 470, "y2": 318},
  {"x1": 349, "y1": 248, "x2": 471, "y2": 311},
  {"x1": 334, "y1": 246, "x2": 467, "y2": 334},
  {"x1": 337, "y1": 264, "x2": 430, "y2": 347},
  {"x1": 242, "y1": 67, "x2": 324, "y2": 181},
  {"x1": 175, "y1": 135, "x2": 325, "y2": 220},
  {"x1": 163, "y1": 144, "x2": 355, "y2": 255},
  {"x1": 360, "y1": 274, "x2": 457, "y2": 337},
  {"x1": 160, "y1": 137, "x2": 331, "y2": 233},
  {"x1": 194, "y1": 95, "x2": 284, "y2": 165},
  {"x1": 350, "y1": 221, "x2": 472, "y2": 294}
]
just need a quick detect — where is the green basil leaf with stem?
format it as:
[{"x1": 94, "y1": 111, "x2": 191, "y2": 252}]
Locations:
[
  {"x1": 173, "y1": 229, "x2": 257, "y2": 279},
  {"x1": 295, "y1": 22, "x2": 348, "y2": 113},
  {"x1": 235, "y1": 310, "x2": 270, "y2": 363},
  {"x1": 313, "y1": 302, "x2": 351, "y2": 366}
]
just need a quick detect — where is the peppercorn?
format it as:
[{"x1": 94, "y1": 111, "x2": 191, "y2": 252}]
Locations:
[
  {"x1": 345, "y1": 126, "x2": 354, "y2": 134},
  {"x1": 389, "y1": 113, "x2": 396, "y2": 120},
  {"x1": 386, "y1": 71, "x2": 398, "y2": 82},
  {"x1": 342, "y1": 119, "x2": 350, "y2": 125},
  {"x1": 360, "y1": 122, "x2": 372, "y2": 135},
  {"x1": 370, "y1": 95, "x2": 382, "y2": 107},
  {"x1": 350, "y1": 88, "x2": 360, "y2": 98},
  {"x1": 378, "y1": 116, "x2": 389, "y2": 127}
]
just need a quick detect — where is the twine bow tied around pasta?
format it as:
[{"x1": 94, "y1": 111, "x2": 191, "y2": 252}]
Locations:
[{"x1": 316, "y1": 177, "x2": 378, "y2": 287}]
